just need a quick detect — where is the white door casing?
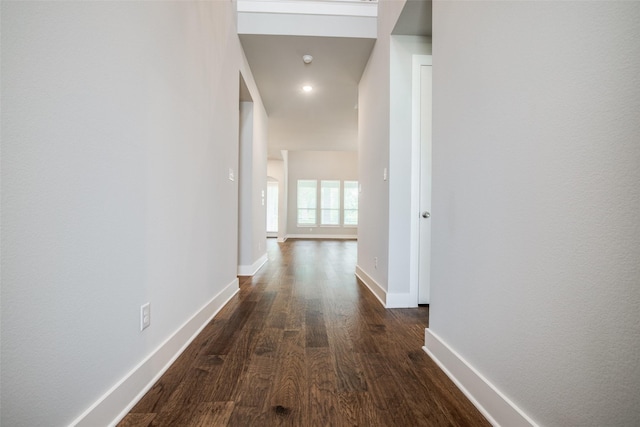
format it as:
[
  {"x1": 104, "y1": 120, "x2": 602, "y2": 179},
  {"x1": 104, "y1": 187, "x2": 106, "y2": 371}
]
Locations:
[
  {"x1": 418, "y1": 63, "x2": 432, "y2": 304},
  {"x1": 410, "y1": 55, "x2": 432, "y2": 305}
]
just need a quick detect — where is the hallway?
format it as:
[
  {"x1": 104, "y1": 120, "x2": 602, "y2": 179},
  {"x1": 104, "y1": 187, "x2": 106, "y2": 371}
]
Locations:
[{"x1": 119, "y1": 239, "x2": 488, "y2": 426}]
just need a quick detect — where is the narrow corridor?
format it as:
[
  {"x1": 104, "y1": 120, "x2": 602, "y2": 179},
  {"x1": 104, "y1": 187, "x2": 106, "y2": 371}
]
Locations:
[{"x1": 120, "y1": 239, "x2": 488, "y2": 426}]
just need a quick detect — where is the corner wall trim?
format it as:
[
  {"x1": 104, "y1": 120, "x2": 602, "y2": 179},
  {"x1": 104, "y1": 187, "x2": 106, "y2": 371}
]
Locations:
[
  {"x1": 355, "y1": 265, "x2": 386, "y2": 307},
  {"x1": 71, "y1": 278, "x2": 240, "y2": 427},
  {"x1": 423, "y1": 329, "x2": 538, "y2": 427},
  {"x1": 238, "y1": 253, "x2": 268, "y2": 276}
]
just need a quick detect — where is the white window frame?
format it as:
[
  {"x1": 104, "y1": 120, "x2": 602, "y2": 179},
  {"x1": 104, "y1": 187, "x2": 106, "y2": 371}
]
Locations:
[
  {"x1": 320, "y1": 180, "x2": 341, "y2": 226},
  {"x1": 343, "y1": 180, "x2": 358, "y2": 227},
  {"x1": 297, "y1": 179, "x2": 318, "y2": 226}
]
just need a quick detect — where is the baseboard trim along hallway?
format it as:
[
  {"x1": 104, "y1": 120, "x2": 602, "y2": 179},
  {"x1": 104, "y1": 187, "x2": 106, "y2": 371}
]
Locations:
[
  {"x1": 355, "y1": 265, "x2": 415, "y2": 308},
  {"x1": 354, "y1": 264, "x2": 386, "y2": 306},
  {"x1": 423, "y1": 328, "x2": 539, "y2": 427},
  {"x1": 117, "y1": 239, "x2": 489, "y2": 425},
  {"x1": 237, "y1": 253, "x2": 268, "y2": 276},
  {"x1": 71, "y1": 278, "x2": 240, "y2": 427}
]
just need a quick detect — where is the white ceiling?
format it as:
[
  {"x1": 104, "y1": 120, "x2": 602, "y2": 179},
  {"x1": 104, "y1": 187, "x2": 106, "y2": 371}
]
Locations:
[
  {"x1": 239, "y1": 34, "x2": 375, "y2": 159},
  {"x1": 238, "y1": 0, "x2": 431, "y2": 160}
]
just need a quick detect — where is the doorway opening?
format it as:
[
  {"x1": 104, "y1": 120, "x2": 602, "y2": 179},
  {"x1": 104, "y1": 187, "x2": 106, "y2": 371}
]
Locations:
[
  {"x1": 410, "y1": 55, "x2": 433, "y2": 306},
  {"x1": 266, "y1": 178, "x2": 279, "y2": 237}
]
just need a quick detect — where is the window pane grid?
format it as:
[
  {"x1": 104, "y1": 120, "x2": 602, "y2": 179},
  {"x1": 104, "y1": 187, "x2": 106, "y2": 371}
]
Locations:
[
  {"x1": 297, "y1": 180, "x2": 317, "y2": 225},
  {"x1": 321, "y1": 180, "x2": 340, "y2": 225},
  {"x1": 343, "y1": 181, "x2": 358, "y2": 226},
  {"x1": 296, "y1": 179, "x2": 358, "y2": 228}
]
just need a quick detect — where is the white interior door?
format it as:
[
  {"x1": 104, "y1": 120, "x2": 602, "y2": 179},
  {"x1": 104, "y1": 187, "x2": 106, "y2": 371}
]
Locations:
[{"x1": 418, "y1": 64, "x2": 432, "y2": 305}]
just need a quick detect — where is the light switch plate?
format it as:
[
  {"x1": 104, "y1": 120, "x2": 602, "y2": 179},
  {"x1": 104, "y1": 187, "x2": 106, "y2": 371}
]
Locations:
[{"x1": 140, "y1": 303, "x2": 150, "y2": 331}]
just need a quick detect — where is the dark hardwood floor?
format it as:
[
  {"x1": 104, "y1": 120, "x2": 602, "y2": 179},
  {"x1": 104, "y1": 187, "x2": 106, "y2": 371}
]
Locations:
[{"x1": 119, "y1": 239, "x2": 489, "y2": 426}]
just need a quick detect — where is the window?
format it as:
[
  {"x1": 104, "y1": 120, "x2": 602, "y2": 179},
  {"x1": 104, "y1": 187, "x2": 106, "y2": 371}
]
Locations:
[
  {"x1": 266, "y1": 181, "x2": 278, "y2": 233},
  {"x1": 343, "y1": 181, "x2": 358, "y2": 226},
  {"x1": 297, "y1": 179, "x2": 358, "y2": 228},
  {"x1": 297, "y1": 180, "x2": 317, "y2": 225},
  {"x1": 321, "y1": 180, "x2": 340, "y2": 225}
]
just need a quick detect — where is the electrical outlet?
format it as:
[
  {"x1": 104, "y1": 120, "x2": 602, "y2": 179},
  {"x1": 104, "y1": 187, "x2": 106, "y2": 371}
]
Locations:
[
  {"x1": 374, "y1": 257, "x2": 378, "y2": 269},
  {"x1": 140, "y1": 303, "x2": 150, "y2": 331}
]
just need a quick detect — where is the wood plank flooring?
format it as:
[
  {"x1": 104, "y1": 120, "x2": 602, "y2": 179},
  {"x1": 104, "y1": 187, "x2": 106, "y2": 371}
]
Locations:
[{"x1": 119, "y1": 239, "x2": 489, "y2": 426}]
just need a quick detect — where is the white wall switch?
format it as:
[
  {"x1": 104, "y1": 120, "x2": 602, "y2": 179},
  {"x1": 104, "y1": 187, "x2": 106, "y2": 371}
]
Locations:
[
  {"x1": 140, "y1": 303, "x2": 150, "y2": 331},
  {"x1": 228, "y1": 168, "x2": 235, "y2": 181},
  {"x1": 383, "y1": 168, "x2": 388, "y2": 181}
]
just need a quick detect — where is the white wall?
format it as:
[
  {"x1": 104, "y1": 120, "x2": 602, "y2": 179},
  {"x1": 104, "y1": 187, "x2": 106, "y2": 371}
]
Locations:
[
  {"x1": 387, "y1": 35, "x2": 431, "y2": 305},
  {"x1": 356, "y1": 0, "x2": 406, "y2": 297},
  {"x1": 237, "y1": 96, "x2": 268, "y2": 275},
  {"x1": 428, "y1": 2, "x2": 640, "y2": 425},
  {"x1": 251, "y1": 102, "x2": 268, "y2": 263},
  {"x1": 1, "y1": 2, "x2": 265, "y2": 425},
  {"x1": 286, "y1": 150, "x2": 358, "y2": 238},
  {"x1": 237, "y1": 0, "x2": 377, "y2": 38},
  {"x1": 238, "y1": 101, "x2": 255, "y2": 266}
]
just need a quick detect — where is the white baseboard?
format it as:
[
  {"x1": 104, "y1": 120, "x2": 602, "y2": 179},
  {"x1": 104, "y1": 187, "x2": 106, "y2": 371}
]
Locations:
[
  {"x1": 71, "y1": 278, "x2": 240, "y2": 427},
  {"x1": 286, "y1": 234, "x2": 357, "y2": 240},
  {"x1": 354, "y1": 266, "x2": 416, "y2": 308},
  {"x1": 237, "y1": 253, "x2": 268, "y2": 276},
  {"x1": 423, "y1": 329, "x2": 538, "y2": 427},
  {"x1": 385, "y1": 292, "x2": 415, "y2": 308},
  {"x1": 354, "y1": 265, "x2": 386, "y2": 307}
]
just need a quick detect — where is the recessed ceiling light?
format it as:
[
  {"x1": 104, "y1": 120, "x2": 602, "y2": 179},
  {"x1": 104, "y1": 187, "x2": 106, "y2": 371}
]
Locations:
[{"x1": 302, "y1": 85, "x2": 313, "y2": 92}]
